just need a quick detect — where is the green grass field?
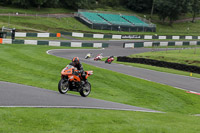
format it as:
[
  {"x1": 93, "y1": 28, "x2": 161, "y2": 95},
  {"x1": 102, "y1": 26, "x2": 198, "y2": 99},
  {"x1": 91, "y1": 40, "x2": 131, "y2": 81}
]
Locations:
[
  {"x1": 129, "y1": 48, "x2": 200, "y2": 67},
  {"x1": 1, "y1": 15, "x2": 200, "y2": 35},
  {"x1": 1, "y1": 44, "x2": 200, "y2": 132},
  {"x1": 0, "y1": 6, "x2": 74, "y2": 14},
  {"x1": 1, "y1": 108, "x2": 200, "y2": 133}
]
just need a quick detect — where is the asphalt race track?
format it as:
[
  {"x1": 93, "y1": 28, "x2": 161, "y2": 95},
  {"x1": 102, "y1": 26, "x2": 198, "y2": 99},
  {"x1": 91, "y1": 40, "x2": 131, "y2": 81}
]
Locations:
[{"x1": 0, "y1": 81, "x2": 160, "y2": 112}]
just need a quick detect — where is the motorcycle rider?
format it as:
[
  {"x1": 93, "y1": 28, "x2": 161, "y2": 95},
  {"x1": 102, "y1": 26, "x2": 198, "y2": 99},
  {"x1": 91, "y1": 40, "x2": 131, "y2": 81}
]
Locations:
[
  {"x1": 85, "y1": 53, "x2": 92, "y2": 59},
  {"x1": 106, "y1": 55, "x2": 114, "y2": 61},
  {"x1": 69, "y1": 57, "x2": 87, "y2": 85},
  {"x1": 108, "y1": 55, "x2": 114, "y2": 59},
  {"x1": 96, "y1": 53, "x2": 103, "y2": 60},
  {"x1": 99, "y1": 53, "x2": 103, "y2": 57}
]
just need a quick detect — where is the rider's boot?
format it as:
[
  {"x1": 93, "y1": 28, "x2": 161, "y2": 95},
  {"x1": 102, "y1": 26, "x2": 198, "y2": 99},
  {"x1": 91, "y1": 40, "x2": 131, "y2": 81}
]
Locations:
[{"x1": 82, "y1": 80, "x2": 88, "y2": 87}]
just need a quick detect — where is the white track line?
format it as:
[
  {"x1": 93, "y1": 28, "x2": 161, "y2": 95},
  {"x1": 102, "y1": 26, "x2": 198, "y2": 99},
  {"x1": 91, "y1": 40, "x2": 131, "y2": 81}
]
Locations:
[
  {"x1": 0, "y1": 106, "x2": 163, "y2": 113},
  {"x1": 46, "y1": 48, "x2": 104, "y2": 55}
]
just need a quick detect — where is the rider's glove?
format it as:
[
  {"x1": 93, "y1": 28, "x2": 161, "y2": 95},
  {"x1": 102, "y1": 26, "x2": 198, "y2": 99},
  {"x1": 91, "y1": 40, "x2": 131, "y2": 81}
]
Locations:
[
  {"x1": 73, "y1": 71, "x2": 78, "y2": 75},
  {"x1": 77, "y1": 70, "x2": 83, "y2": 73}
]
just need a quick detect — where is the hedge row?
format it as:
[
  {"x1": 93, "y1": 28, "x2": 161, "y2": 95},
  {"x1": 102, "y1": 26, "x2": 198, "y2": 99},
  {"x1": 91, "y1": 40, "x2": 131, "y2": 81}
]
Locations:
[{"x1": 117, "y1": 56, "x2": 200, "y2": 74}]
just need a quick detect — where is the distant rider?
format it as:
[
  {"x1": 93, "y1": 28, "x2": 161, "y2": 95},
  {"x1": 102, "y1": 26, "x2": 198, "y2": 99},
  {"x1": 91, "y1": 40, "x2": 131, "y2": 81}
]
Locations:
[
  {"x1": 97, "y1": 53, "x2": 103, "y2": 60},
  {"x1": 108, "y1": 55, "x2": 114, "y2": 59}
]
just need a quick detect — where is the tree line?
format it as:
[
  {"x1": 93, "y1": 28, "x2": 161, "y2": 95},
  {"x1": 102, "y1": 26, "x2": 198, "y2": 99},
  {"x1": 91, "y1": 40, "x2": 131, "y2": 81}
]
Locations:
[{"x1": 1, "y1": 0, "x2": 200, "y2": 24}]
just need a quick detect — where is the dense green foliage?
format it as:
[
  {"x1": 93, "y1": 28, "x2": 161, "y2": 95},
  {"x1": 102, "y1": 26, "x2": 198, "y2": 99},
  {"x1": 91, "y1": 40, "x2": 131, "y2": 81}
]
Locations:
[
  {"x1": 191, "y1": 0, "x2": 200, "y2": 22},
  {"x1": 155, "y1": 0, "x2": 190, "y2": 24},
  {"x1": 1, "y1": 0, "x2": 200, "y2": 24},
  {"x1": 124, "y1": 0, "x2": 153, "y2": 12}
]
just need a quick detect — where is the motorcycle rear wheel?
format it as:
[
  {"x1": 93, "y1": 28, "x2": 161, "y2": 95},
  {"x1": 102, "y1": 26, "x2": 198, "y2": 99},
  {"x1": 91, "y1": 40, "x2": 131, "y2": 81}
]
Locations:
[
  {"x1": 80, "y1": 82, "x2": 91, "y2": 97},
  {"x1": 58, "y1": 79, "x2": 69, "y2": 94}
]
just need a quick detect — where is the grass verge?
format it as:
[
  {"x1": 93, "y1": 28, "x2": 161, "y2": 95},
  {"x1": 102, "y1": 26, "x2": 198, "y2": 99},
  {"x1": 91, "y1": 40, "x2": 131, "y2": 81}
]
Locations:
[
  {"x1": 1, "y1": 15, "x2": 200, "y2": 35},
  {"x1": 0, "y1": 6, "x2": 74, "y2": 14},
  {"x1": 1, "y1": 108, "x2": 200, "y2": 133},
  {"x1": 129, "y1": 48, "x2": 200, "y2": 67}
]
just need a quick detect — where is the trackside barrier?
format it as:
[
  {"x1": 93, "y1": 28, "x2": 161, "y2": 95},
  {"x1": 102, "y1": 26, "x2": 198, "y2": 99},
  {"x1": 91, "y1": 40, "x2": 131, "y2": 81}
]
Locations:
[
  {"x1": 61, "y1": 31, "x2": 200, "y2": 40},
  {"x1": 7, "y1": 32, "x2": 200, "y2": 40},
  {"x1": 0, "y1": 39, "x2": 109, "y2": 48},
  {"x1": 6, "y1": 32, "x2": 61, "y2": 38},
  {"x1": 0, "y1": 32, "x2": 7, "y2": 38},
  {"x1": 117, "y1": 56, "x2": 200, "y2": 74},
  {"x1": 123, "y1": 41, "x2": 200, "y2": 48}
]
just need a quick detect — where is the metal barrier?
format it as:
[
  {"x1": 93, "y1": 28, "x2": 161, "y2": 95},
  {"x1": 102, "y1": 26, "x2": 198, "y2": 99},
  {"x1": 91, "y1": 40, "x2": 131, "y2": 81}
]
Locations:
[{"x1": 0, "y1": 32, "x2": 7, "y2": 38}]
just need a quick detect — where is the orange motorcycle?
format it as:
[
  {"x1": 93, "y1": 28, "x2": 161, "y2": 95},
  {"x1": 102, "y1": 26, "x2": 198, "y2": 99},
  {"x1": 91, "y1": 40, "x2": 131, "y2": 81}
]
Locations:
[{"x1": 58, "y1": 65, "x2": 93, "y2": 97}]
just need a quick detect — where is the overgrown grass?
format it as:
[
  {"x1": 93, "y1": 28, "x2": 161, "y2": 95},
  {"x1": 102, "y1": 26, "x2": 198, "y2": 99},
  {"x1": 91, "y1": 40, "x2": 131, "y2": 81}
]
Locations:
[
  {"x1": 0, "y1": 16, "x2": 89, "y2": 33},
  {"x1": 1, "y1": 15, "x2": 200, "y2": 35},
  {"x1": 1, "y1": 108, "x2": 200, "y2": 133},
  {"x1": 1, "y1": 44, "x2": 200, "y2": 114},
  {"x1": 155, "y1": 21, "x2": 200, "y2": 35},
  {"x1": 129, "y1": 48, "x2": 200, "y2": 67},
  {"x1": 0, "y1": 6, "x2": 74, "y2": 14}
]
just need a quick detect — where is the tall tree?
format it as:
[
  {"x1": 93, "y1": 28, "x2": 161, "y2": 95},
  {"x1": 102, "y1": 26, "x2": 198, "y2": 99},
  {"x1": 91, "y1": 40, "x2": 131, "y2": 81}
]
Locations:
[
  {"x1": 155, "y1": 0, "x2": 170, "y2": 23},
  {"x1": 10, "y1": 0, "x2": 31, "y2": 8},
  {"x1": 155, "y1": 0, "x2": 190, "y2": 25},
  {"x1": 191, "y1": 0, "x2": 200, "y2": 22},
  {"x1": 33, "y1": 0, "x2": 47, "y2": 9},
  {"x1": 44, "y1": 0, "x2": 60, "y2": 8},
  {"x1": 97, "y1": 0, "x2": 122, "y2": 7},
  {"x1": 125, "y1": 0, "x2": 153, "y2": 12},
  {"x1": 60, "y1": 0, "x2": 96, "y2": 9},
  {"x1": 150, "y1": 0, "x2": 155, "y2": 21}
]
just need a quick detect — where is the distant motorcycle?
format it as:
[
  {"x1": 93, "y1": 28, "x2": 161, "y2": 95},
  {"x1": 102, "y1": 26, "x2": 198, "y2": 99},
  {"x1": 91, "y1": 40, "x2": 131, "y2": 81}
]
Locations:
[
  {"x1": 94, "y1": 53, "x2": 103, "y2": 61},
  {"x1": 105, "y1": 56, "x2": 114, "y2": 64},
  {"x1": 85, "y1": 53, "x2": 92, "y2": 59}
]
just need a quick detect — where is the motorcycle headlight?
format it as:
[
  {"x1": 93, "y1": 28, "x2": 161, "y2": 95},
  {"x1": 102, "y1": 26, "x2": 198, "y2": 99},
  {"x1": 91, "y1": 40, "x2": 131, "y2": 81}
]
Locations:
[{"x1": 69, "y1": 76, "x2": 74, "y2": 79}]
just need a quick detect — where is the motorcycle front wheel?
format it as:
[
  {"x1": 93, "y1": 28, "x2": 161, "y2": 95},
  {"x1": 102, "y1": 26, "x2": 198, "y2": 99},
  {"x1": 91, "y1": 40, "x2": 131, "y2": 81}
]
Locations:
[
  {"x1": 58, "y1": 79, "x2": 69, "y2": 94},
  {"x1": 80, "y1": 82, "x2": 91, "y2": 97}
]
